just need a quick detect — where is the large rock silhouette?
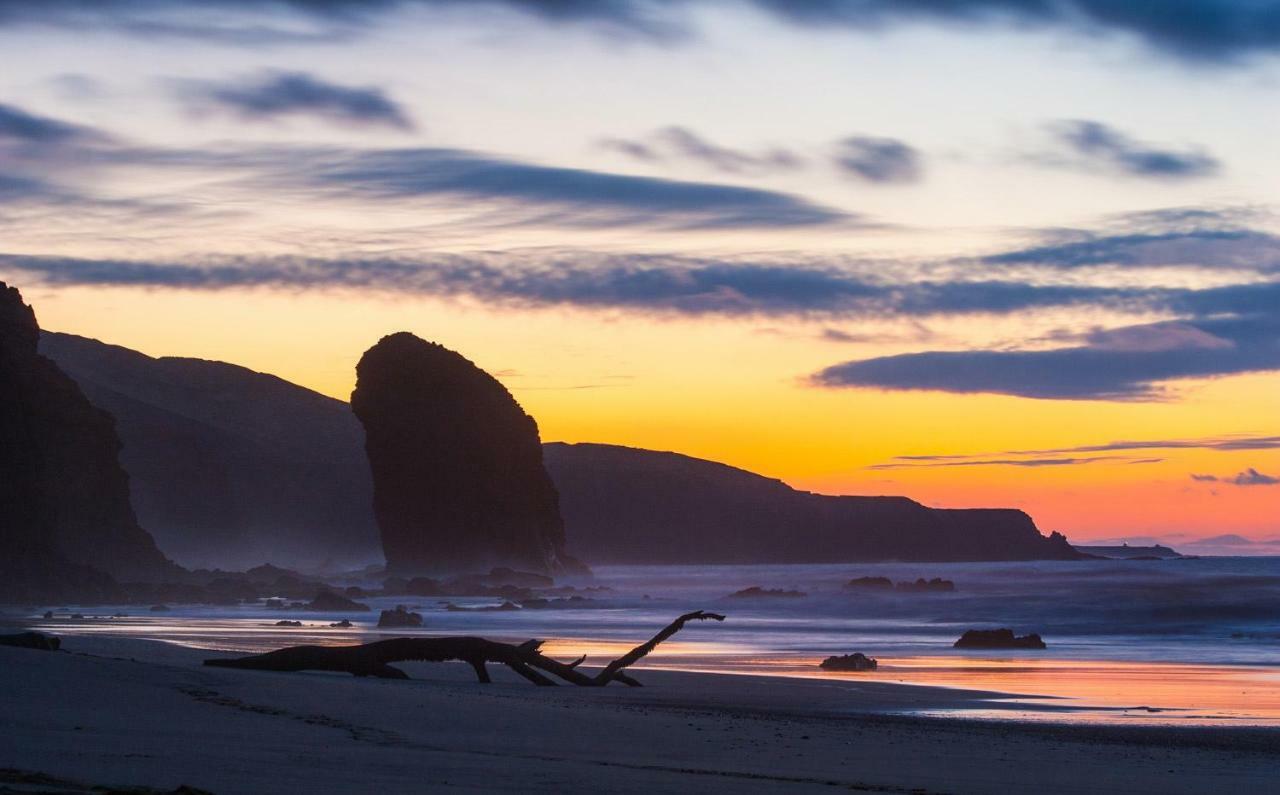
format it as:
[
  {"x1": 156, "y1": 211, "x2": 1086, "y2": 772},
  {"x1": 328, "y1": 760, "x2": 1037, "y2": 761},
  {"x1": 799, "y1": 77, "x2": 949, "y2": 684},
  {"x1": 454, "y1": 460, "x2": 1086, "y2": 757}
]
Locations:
[
  {"x1": 0, "y1": 282, "x2": 175, "y2": 600},
  {"x1": 351, "y1": 333, "x2": 572, "y2": 576}
]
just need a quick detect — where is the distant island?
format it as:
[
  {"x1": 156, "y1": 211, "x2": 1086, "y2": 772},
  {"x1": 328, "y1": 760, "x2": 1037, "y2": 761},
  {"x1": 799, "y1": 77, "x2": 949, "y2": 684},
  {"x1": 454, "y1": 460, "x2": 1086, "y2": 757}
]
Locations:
[{"x1": 1073, "y1": 544, "x2": 1185, "y2": 560}]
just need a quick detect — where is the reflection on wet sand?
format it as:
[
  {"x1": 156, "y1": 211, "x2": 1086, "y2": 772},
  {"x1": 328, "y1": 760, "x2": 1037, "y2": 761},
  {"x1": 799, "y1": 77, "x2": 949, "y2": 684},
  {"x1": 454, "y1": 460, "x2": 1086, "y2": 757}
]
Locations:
[
  {"x1": 28, "y1": 612, "x2": 1280, "y2": 726},
  {"x1": 643, "y1": 656, "x2": 1280, "y2": 725}
]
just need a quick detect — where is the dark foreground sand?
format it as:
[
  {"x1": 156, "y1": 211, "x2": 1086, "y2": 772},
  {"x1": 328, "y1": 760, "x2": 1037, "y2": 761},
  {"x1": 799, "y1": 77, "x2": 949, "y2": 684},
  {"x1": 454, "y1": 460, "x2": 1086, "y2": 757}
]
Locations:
[{"x1": 2, "y1": 637, "x2": 1277, "y2": 794}]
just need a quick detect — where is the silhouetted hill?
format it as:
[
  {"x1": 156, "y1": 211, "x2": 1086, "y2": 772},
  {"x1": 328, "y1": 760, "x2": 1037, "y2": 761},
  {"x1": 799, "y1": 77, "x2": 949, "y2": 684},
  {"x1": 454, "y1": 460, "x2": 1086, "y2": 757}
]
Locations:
[
  {"x1": 40, "y1": 332, "x2": 379, "y2": 570},
  {"x1": 352, "y1": 333, "x2": 576, "y2": 576},
  {"x1": 543, "y1": 442, "x2": 1080, "y2": 563},
  {"x1": 1, "y1": 285, "x2": 177, "y2": 602},
  {"x1": 44, "y1": 334, "x2": 1080, "y2": 568}
]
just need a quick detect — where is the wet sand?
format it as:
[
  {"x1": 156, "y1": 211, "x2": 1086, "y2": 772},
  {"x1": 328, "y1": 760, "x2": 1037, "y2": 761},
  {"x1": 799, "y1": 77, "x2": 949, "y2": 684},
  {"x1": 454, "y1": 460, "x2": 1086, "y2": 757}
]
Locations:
[
  {"x1": 24, "y1": 610, "x2": 1280, "y2": 726},
  {"x1": 3, "y1": 636, "x2": 1278, "y2": 793}
]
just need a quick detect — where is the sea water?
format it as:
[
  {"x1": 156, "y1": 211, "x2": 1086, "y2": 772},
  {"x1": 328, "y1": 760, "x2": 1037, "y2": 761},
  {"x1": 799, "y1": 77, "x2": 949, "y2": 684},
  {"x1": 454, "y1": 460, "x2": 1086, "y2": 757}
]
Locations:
[{"x1": 22, "y1": 558, "x2": 1280, "y2": 725}]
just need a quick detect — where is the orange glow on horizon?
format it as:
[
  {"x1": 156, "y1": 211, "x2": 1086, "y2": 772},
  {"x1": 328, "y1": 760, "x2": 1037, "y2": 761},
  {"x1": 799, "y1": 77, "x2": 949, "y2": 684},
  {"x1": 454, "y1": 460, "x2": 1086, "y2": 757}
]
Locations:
[{"x1": 25, "y1": 283, "x2": 1280, "y2": 544}]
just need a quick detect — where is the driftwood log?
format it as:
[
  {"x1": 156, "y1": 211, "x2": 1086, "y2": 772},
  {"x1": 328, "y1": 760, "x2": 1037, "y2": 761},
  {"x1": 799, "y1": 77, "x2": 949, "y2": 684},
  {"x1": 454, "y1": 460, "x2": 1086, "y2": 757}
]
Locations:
[
  {"x1": 0, "y1": 632, "x2": 60, "y2": 651},
  {"x1": 204, "y1": 610, "x2": 725, "y2": 686}
]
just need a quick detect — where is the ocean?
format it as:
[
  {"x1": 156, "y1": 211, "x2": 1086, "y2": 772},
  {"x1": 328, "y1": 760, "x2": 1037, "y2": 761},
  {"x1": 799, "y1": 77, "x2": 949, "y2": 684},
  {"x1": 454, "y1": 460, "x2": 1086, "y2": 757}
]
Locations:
[{"x1": 23, "y1": 558, "x2": 1280, "y2": 725}]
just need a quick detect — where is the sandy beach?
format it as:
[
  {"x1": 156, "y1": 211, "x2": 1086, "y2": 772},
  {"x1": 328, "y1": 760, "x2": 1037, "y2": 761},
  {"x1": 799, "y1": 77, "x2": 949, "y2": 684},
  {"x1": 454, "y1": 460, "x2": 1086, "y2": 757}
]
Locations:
[{"x1": 3, "y1": 636, "x2": 1278, "y2": 794}]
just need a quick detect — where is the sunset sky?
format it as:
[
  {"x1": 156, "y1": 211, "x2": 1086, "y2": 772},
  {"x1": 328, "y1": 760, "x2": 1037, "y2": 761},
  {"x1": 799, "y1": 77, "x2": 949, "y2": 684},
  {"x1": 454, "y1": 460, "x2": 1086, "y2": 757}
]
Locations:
[{"x1": 1, "y1": 1, "x2": 1277, "y2": 545}]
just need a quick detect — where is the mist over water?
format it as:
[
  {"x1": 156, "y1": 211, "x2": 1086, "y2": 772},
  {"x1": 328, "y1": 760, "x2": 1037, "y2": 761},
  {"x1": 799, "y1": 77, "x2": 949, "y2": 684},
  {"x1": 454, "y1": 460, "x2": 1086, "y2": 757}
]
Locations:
[
  {"x1": 594, "y1": 558, "x2": 1280, "y2": 664},
  {"x1": 26, "y1": 558, "x2": 1280, "y2": 724}
]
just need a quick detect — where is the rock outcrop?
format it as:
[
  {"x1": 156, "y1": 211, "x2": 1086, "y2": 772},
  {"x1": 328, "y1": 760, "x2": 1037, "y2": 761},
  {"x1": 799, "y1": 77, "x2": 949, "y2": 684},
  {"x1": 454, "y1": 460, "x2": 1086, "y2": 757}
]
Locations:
[
  {"x1": 844, "y1": 576, "x2": 894, "y2": 590},
  {"x1": 304, "y1": 590, "x2": 371, "y2": 612},
  {"x1": 819, "y1": 652, "x2": 878, "y2": 671},
  {"x1": 726, "y1": 586, "x2": 807, "y2": 599},
  {"x1": 351, "y1": 333, "x2": 573, "y2": 576},
  {"x1": 377, "y1": 606, "x2": 424, "y2": 628},
  {"x1": 896, "y1": 578, "x2": 956, "y2": 593},
  {"x1": 954, "y1": 629, "x2": 1047, "y2": 649},
  {"x1": 0, "y1": 283, "x2": 176, "y2": 601}
]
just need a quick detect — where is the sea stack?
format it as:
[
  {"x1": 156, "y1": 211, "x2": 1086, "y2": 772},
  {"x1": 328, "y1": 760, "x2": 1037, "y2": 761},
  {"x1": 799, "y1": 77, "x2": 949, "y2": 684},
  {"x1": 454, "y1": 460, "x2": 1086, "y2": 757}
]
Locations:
[
  {"x1": 0, "y1": 282, "x2": 175, "y2": 598},
  {"x1": 351, "y1": 332, "x2": 573, "y2": 576}
]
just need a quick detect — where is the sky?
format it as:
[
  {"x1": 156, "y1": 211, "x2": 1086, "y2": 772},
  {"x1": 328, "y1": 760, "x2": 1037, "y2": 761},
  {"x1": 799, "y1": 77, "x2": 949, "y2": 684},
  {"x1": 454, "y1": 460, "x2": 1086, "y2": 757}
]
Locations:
[{"x1": 1, "y1": 0, "x2": 1277, "y2": 544}]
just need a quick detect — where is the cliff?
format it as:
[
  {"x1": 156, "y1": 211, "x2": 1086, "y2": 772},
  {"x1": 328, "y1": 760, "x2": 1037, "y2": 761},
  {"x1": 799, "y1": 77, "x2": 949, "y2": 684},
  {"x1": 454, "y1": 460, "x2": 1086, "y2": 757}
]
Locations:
[
  {"x1": 351, "y1": 333, "x2": 572, "y2": 576},
  {"x1": 40, "y1": 332, "x2": 379, "y2": 570},
  {"x1": 0, "y1": 283, "x2": 175, "y2": 599},
  {"x1": 543, "y1": 442, "x2": 1081, "y2": 563},
  {"x1": 43, "y1": 333, "x2": 1080, "y2": 568}
]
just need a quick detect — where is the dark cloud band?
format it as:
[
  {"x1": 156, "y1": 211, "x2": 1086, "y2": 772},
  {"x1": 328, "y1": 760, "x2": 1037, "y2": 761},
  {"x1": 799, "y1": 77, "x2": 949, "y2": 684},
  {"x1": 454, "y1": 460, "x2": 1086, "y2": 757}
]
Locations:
[
  {"x1": 256, "y1": 147, "x2": 851, "y2": 229},
  {"x1": 0, "y1": 250, "x2": 1273, "y2": 325},
  {"x1": 4, "y1": 1, "x2": 1280, "y2": 62},
  {"x1": 0, "y1": 252, "x2": 1099, "y2": 314},
  {"x1": 813, "y1": 311, "x2": 1280, "y2": 400}
]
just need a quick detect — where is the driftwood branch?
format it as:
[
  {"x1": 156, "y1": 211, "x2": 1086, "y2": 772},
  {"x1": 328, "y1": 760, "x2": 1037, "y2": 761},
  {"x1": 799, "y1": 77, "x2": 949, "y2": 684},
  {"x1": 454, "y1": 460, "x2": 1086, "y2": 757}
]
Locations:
[
  {"x1": 203, "y1": 610, "x2": 726, "y2": 687},
  {"x1": 595, "y1": 610, "x2": 723, "y2": 684}
]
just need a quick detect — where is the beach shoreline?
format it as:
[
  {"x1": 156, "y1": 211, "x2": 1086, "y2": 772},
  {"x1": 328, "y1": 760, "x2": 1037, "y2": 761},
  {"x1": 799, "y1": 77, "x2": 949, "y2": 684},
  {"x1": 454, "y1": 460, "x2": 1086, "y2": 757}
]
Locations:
[
  {"x1": 4, "y1": 635, "x2": 1278, "y2": 793},
  {"x1": 11, "y1": 582, "x2": 1280, "y2": 729}
]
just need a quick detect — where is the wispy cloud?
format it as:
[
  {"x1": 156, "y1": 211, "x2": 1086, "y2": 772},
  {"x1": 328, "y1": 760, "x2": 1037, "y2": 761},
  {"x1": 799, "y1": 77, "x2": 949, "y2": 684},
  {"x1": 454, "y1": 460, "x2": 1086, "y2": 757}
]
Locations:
[
  {"x1": 176, "y1": 71, "x2": 416, "y2": 131},
  {"x1": 1015, "y1": 434, "x2": 1280, "y2": 454},
  {"x1": 983, "y1": 229, "x2": 1280, "y2": 273},
  {"x1": 266, "y1": 147, "x2": 849, "y2": 229},
  {"x1": 874, "y1": 434, "x2": 1280, "y2": 471},
  {"x1": 0, "y1": 174, "x2": 61, "y2": 204},
  {"x1": 0, "y1": 102, "x2": 107, "y2": 146},
  {"x1": 820, "y1": 323, "x2": 933, "y2": 344},
  {"x1": 869, "y1": 455, "x2": 1158, "y2": 470},
  {"x1": 833, "y1": 136, "x2": 921, "y2": 184},
  {"x1": 1191, "y1": 467, "x2": 1280, "y2": 486},
  {"x1": 602, "y1": 127, "x2": 922, "y2": 184},
  {"x1": 1037, "y1": 120, "x2": 1220, "y2": 180},
  {"x1": 977, "y1": 206, "x2": 1280, "y2": 275},
  {"x1": 600, "y1": 126, "x2": 804, "y2": 175},
  {"x1": 0, "y1": 102, "x2": 852, "y2": 231}
]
